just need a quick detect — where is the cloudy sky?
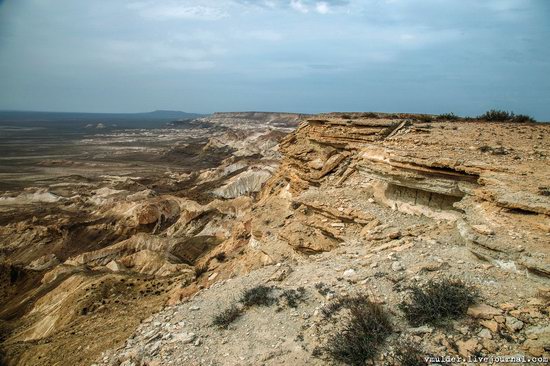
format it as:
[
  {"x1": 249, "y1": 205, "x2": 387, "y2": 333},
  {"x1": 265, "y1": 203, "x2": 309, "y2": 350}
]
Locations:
[{"x1": 0, "y1": 0, "x2": 549, "y2": 118}]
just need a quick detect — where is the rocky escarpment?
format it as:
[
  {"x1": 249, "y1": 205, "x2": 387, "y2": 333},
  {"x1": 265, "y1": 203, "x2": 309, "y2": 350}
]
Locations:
[
  {"x1": 203, "y1": 112, "x2": 305, "y2": 130},
  {"x1": 2, "y1": 112, "x2": 550, "y2": 366},
  {"x1": 258, "y1": 115, "x2": 550, "y2": 276},
  {"x1": 99, "y1": 114, "x2": 550, "y2": 365},
  {"x1": 97, "y1": 113, "x2": 549, "y2": 366}
]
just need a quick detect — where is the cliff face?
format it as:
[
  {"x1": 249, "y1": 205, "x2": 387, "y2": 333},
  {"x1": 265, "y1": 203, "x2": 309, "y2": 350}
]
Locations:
[
  {"x1": 255, "y1": 115, "x2": 549, "y2": 274},
  {"x1": 203, "y1": 112, "x2": 305, "y2": 129}
]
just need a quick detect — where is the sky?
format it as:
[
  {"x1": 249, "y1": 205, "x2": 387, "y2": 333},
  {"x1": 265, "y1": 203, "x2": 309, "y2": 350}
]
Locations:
[{"x1": 0, "y1": 0, "x2": 549, "y2": 119}]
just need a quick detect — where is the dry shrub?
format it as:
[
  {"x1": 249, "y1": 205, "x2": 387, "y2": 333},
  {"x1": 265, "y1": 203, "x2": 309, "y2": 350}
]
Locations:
[
  {"x1": 399, "y1": 278, "x2": 477, "y2": 326},
  {"x1": 324, "y1": 295, "x2": 393, "y2": 366},
  {"x1": 212, "y1": 304, "x2": 242, "y2": 329}
]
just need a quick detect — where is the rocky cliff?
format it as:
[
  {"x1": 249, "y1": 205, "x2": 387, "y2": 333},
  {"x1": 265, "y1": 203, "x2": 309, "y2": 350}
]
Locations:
[
  {"x1": 1, "y1": 113, "x2": 549, "y2": 365},
  {"x1": 97, "y1": 113, "x2": 549, "y2": 366}
]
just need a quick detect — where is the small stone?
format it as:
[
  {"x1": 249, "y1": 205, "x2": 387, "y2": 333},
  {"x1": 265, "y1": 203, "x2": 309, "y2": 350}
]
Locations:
[
  {"x1": 480, "y1": 320, "x2": 499, "y2": 333},
  {"x1": 472, "y1": 224, "x2": 494, "y2": 236},
  {"x1": 499, "y1": 303, "x2": 516, "y2": 311},
  {"x1": 388, "y1": 230, "x2": 401, "y2": 240},
  {"x1": 208, "y1": 272, "x2": 218, "y2": 281},
  {"x1": 269, "y1": 265, "x2": 293, "y2": 282},
  {"x1": 409, "y1": 325, "x2": 433, "y2": 335},
  {"x1": 467, "y1": 304, "x2": 502, "y2": 319},
  {"x1": 189, "y1": 306, "x2": 200, "y2": 311},
  {"x1": 479, "y1": 329, "x2": 492, "y2": 339},
  {"x1": 391, "y1": 262, "x2": 404, "y2": 272},
  {"x1": 494, "y1": 315, "x2": 505, "y2": 324},
  {"x1": 343, "y1": 269, "x2": 356, "y2": 277},
  {"x1": 527, "y1": 298, "x2": 545, "y2": 307},
  {"x1": 482, "y1": 339, "x2": 498, "y2": 353},
  {"x1": 456, "y1": 339, "x2": 479, "y2": 358},
  {"x1": 174, "y1": 332, "x2": 196, "y2": 344},
  {"x1": 147, "y1": 341, "x2": 161, "y2": 355},
  {"x1": 505, "y1": 316, "x2": 524, "y2": 332},
  {"x1": 414, "y1": 261, "x2": 450, "y2": 273}
]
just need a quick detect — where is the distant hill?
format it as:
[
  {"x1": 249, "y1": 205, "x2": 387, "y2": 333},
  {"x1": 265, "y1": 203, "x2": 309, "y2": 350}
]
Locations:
[
  {"x1": 0, "y1": 110, "x2": 205, "y2": 122},
  {"x1": 0, "y1": 110, "x2": 207, "y2": 130}
]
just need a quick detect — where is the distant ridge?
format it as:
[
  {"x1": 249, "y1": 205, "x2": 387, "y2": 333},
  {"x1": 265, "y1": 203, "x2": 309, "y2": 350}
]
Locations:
[{"x1": 0, "y1": 110, "x2": 206, "y2": 122}]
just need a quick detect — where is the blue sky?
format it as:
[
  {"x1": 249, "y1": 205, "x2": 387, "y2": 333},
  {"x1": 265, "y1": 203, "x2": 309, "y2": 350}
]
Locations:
[{"x1": 0, "y1": 0, "x2": 549, "y2": 119}]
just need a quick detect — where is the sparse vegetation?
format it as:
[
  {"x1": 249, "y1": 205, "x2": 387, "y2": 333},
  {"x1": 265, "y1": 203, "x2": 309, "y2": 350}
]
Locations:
[
  {"x1": 478, "y1": 109, "x2": 536, "y2": 123},
  {"x1": 322, "y1": 295, "x2": 361, "y2": 319},
  {"x1": 239, "y1": 285, "x2": 276, "y2": 307},
  {"x1": 314, "y1": 282, "x2": 331, "y2": 296},
  {"x1": 399, "y1": 279, "x2": 477, "y2": 326},
  {"x1": 360, "y1": 112, "x2": 380, "y2": 118},
  {"x1": 212, "y1": 304, "x2": 243, "y2": 329},
  {"x1": 391, "y1": 340, "x2": 429, "y2": 366},
  {"x1": 280, "y1": 287, "x2": 306, "y2": 308},
  {"x1": 437, "y1": 112, "x2": 460, "y2": 121},
  {"x1": 479, "y1": 109, "x2": 514, "y2": 121},
  {"x1": 512, "y1": 114, "x2": 536, "y2": 123},
  {"x1": 194, "y1": 264, "x2": 208, "y2": 278},
  {"x1": 213, "y1": 285, "x2": 310, "y2": 328},
  {"x1": 214, "y1": 252, "x2": 227, "y2": 262},
  {"x1": 324, "y1": 295, "x2": 393, "y2": 366},
  {"x1": 416, "y1": 115, "x2": 433, "y2": 123}
]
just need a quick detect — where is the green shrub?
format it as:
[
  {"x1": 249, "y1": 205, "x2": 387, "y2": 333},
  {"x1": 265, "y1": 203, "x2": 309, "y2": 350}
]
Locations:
[
  {"x1": 324, "y1": 295, "x2": 393, "y2": 366},
  {"x1": 478, "y1": 109, "x2": 514, "y2": 121},
  {"x1": 478, "y1": 110, "x2": 536, "y2": 123},
  {"x1": 512, "y1": 114, "x2": 536, "y2": 123},
  {"x1": 399, "y1": 279, "x2": 477, "y2": 326}
]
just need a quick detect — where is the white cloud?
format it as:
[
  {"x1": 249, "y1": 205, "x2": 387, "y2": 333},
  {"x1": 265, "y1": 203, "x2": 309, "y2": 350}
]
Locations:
[
  {"x1": 129, "y1": 1, "x2": 228, "y2": 20},
  {"x1": 315, "y1": 2, "x2": 330, "y2": 14},
  {"x1": 290, "y1": 0, "x2": 309, "y2": 13}
]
